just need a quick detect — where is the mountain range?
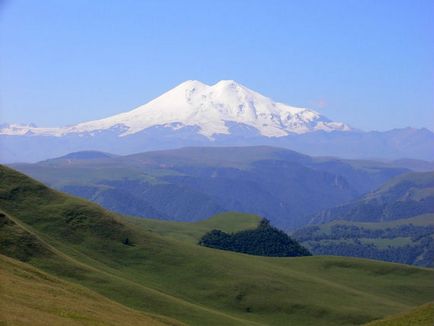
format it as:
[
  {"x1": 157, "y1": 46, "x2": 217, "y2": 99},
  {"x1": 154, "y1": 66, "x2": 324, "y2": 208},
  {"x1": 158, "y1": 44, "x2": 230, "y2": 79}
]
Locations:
[
  {"x1": 11, "y1": 146, "x2": 434, "y2": 267},
  {"x1": 310, "y1": 171, "x2": 434, "y2": 224},
  {"x1": 1, "y1": 80, "x2": 433, "y2": 162},
  {"x1": 293, "y1": 172, "x2": 434, "y2": 267},
  {"x1": 11, "y1": 146, "x2": 417, "y2": 229}
]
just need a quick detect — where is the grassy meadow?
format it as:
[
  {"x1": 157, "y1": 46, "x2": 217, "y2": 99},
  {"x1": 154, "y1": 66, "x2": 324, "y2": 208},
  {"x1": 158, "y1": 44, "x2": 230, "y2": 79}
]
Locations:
[{"x1": 0, "y1": 165, "x2": 433, "y2": 325}]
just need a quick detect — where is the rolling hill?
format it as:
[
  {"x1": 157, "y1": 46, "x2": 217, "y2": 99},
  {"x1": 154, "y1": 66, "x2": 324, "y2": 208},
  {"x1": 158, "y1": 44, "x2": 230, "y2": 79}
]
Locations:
[
  {"x1": 294, "y1": 172, "x2": 434, "y2": 266},
  {"x1": 310, "y1": 171, "x2": 434, "y2": 224},
  {"x1": 0, "y1": 165, "x2": 433, "y2": 325},
  {"x1": 365, "y1": 302, "x2": 434, "y2": 326},
  {"x1": 0, "y1": 254, "x2": 175, "y2": 326},
  {"x1": 11, "y1": 146, "x2": 408, "y2": 229}
]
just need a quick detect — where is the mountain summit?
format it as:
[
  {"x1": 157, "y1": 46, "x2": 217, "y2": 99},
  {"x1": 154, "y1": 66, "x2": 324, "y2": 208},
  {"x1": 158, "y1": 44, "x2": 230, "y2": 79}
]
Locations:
[
  {"x1": 0, "y1": 80, "x2": 350, "y2": 138},
  {"x1": 1, "y1": 80, "x2": 433, "y2": 163}
]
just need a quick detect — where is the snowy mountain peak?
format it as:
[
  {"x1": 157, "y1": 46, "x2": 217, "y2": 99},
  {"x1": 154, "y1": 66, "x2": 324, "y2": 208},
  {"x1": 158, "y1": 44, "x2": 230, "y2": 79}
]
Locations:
[
  {"x1": 213, "y1": 79, "x2": 242, "y2": 88},
  {"x1": 0, "y1": 80, "x2": 351, "y2": 138},
  {"x1": 175, "y1": 79, "x2": 208, "y2": 90}
]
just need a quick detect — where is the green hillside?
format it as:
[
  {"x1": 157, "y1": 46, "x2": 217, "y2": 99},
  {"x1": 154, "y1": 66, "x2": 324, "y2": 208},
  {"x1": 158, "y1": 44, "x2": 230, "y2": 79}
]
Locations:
[
  {"x1": 298, "y1": 172, "x2": 434, "y2": 266},
  {"x1": 365, "y1": 302, "x2": 434, "y2": 326},
  {"x1": 0, "y1": 254, "x2": 176, "y2": 326},
  {"x1": 1, "y1": 165, "x2": 433, "y2": 325},
  {"x1": 311, "y1": 171, "x2": 434, "y2": 224},
  {"x1": 124, "y1": 211, "x2": 261, "y2": 243}
]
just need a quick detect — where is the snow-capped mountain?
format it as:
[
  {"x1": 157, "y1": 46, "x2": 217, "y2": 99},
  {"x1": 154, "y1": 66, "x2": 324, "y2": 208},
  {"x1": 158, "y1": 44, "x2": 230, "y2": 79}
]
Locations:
[
  {"x1": 0, "y1": 80, "x2": 351, "y2": 138},
  {"x1": 1, "y1": 80, "x2": 433, "y2": 163}
]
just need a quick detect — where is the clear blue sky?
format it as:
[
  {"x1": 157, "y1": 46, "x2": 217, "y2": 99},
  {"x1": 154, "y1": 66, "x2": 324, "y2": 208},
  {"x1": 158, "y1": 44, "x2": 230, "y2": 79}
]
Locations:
[{"x1": 1, "y1": 0, "x2": 433, "y2": 131}]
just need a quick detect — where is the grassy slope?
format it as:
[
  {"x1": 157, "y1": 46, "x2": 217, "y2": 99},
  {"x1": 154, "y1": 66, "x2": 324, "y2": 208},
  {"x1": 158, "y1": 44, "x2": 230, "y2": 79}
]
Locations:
[
  {"x1": 124, "y1": 212, "x2": 262, "y2": 243},
  {"x1": 1, "y1": 165, "x2": 433, "y2": 326},
  {"x1": 311, "y1": 171, "x2": 434, "y2": 224},
  {"x1": 0, "y1": 254, "x2": 176, "y2": 326},
  {"x1": 365, "y1": 302, "x2": 434, "y2": 326}
]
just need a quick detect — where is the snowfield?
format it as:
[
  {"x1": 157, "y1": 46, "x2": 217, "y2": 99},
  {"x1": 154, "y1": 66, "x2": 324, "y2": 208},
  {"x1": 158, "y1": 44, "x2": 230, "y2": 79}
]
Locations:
[{"x1": 0, "y1": 80, "x2": 351, "y2": 138}]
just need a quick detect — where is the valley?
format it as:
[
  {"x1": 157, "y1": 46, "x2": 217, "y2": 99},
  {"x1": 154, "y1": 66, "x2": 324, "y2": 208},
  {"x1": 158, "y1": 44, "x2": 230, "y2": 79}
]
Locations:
[
  {"x1": 3, "y1": 2, "x2": 433, "y2": 325},
  {"x1": 11, "y1": 146, "x2": 410, "y2": 229},
  {"x1": 1, "y1": 165, "x2": 433, "y2": 325},
  {"x1": 296, "y1": 172, "x2": 434, "y2": 266}
]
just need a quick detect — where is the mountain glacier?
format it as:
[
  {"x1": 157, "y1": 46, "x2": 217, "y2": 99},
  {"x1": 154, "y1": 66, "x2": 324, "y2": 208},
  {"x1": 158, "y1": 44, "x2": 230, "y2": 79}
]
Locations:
[
  {"x1": 1, "y1": 80, "x2": 433, "y2": 162},
  {"x1": 0, "y1": 80, "x2": 350, "y2": 138}
]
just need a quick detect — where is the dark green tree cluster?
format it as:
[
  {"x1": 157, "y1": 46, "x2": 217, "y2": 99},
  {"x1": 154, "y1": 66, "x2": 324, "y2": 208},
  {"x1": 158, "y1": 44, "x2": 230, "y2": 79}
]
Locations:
[
  {"x1": 293, "y1": 223, "x2": 434, "y2": 267},
  {"x1": 198, "y1": 218, "x2": 311, "y2": 257},
  {"x1": 308, "y1": 239, "x2": 434, "y2": 267}
]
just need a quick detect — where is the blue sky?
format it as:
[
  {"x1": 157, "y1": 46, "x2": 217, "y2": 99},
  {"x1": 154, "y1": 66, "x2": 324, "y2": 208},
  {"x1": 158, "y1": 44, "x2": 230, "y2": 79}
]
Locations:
[{"x1": 1, "y1": 0, "x2": 433, "y2": 131}]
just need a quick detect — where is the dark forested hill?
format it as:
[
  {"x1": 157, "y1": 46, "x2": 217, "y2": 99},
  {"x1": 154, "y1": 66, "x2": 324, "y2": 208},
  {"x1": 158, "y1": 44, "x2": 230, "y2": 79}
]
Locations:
[
  {"x1": 11, "y1": 146, "x2": 408, "y2": 229},
  {"x1": 199, "y1": 218, "x2": 311, "y2": 257}
]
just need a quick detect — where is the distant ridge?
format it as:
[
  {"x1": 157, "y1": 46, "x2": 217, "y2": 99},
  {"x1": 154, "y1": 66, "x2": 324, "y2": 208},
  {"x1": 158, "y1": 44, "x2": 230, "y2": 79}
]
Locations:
[
  {"x1": 310, "y1": 171, "x2": 434, "y2": 224},
  {"x1": 53, "y1": 150, "x2": 117, "y2": 160},
  {"x1": 12, "y1": 146, "x2": 409, "y2": 229}
]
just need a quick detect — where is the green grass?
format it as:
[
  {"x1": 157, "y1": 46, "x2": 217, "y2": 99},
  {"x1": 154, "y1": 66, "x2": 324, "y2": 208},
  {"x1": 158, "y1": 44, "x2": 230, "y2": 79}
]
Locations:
[
  {"x1": 0, "y1": 254, "x2": 177, "y2": 326},
  {"x1": 365, "y1": 302, "x2": 434, "y2": 326},
  {"x1": 124, "y1": 212, "x2": 261, "y2": 243},
  {"x1": 1, "y1": 165, "x2": 433, "y2": 326}
]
